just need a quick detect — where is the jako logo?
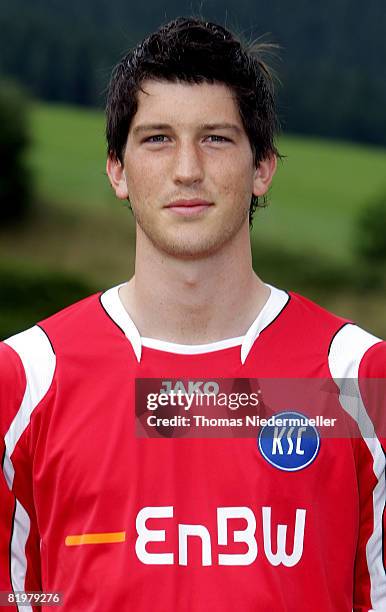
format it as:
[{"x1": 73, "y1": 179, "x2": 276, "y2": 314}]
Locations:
[
  {"x1": 136, "y1": 505, "x2": 306, "y2": 567},
  {"x1": 258, "y1": 411, "x2": 320, "y2": 471}
]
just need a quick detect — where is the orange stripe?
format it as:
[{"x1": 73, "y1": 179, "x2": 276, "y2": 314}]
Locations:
[{"x1": 65, "y1": 531, "x2": 126, "y2": 546}]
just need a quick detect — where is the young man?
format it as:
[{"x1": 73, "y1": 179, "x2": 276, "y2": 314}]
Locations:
[{"x1": 1, "y1": 17, "x2": 385, "y2": 612}]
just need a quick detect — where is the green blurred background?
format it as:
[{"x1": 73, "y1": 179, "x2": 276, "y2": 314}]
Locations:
[{"x1": 0, "y1": 0, "x2": 385, "y2": 339}]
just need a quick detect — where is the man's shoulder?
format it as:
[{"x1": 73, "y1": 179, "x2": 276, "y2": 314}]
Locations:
[
  {"x1": 286, "y1": 289, "x2": 349, "y2": 328},
  {"x1": 284, "y1": 289, "x2": 384, "y2": 370},
  {"x1": 2, "y1": 290, "x2": 103, "y2": 343},
  {"x1": 1, "y1": 289, "x2": 109, "y2": 368},
  {"x1": 0, "y1": 288, "x2": 116, "y2": 405},
  {"x1": 275, "y1": 289, "x2": 350, "y2": 350},
  {"x1": 38, "y1": 289, "x2": 103, "y2": 331},
  {"x1": 289, "y1": 289, "x2": 385, "y2": 377},
  {"x1": 37, "y1": 287, "x2": 121, "y2": 355}
]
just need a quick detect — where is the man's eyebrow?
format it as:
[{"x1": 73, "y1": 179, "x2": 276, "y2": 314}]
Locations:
[
  {"x1": 199, "y1": 123, "x2": 242, "y2": 133},
  {"x1": 132, "y1": 122, "x2": 242, "y2": 134},
  {"x1": 132, "y1": 123, "x2": 172, "y2": 134}
]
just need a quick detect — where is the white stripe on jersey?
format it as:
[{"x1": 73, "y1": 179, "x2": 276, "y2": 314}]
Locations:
[
  {"x1": 3, "y1": 325, "x2": 56, "y2": 608},
  {"x1": 11, "y1": 500, "x2": 32, "y2": 612},
  {"x1": 3, "y1": 325, "x2": 56, "y2": 487},
  {"x1": 328, "y1": 323, "x2": 386, "y2": 610},
  {"x1": 241, "y1": 284, "x2": 290, "y2": 364}
]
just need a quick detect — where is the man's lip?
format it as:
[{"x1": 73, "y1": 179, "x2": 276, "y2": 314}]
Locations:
[{"x1": 165, "y1": 199, "x2": 212, "y2": 208}]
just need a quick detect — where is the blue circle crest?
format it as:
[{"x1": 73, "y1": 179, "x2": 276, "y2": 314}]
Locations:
[{"x1": 258, "y1": 411, "x2": 320, "y2": 472}]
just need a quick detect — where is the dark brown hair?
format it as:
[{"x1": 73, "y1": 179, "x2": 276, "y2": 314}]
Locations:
[{"x1": 106, "y1": 17, "x2": 281, "y2": 225}]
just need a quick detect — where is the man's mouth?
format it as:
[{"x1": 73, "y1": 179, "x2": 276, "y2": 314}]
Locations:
[{"x1": 165, "y1": 199, "x2": 213, "y2": 216}]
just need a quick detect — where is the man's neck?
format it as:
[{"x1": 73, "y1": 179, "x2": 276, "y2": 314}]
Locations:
[{"x1": 119, "y1": 224, "x2": 270, "y2": 344}]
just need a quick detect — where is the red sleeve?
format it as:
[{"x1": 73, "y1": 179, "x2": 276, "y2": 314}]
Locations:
[
  {"x1": 355, "y1": 341, "x2": 386, "y2": 611},
  {"x1": 359, "y1": 340, "x2": 386, "y2": 449},
  {"x1": 0, "y1": 342, "x2": 42, "y2": 608},
  {"x1": 0, "y1": 343, "x2": 26, "y2": 598}
]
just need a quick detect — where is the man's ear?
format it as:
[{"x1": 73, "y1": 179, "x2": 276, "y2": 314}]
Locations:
[
  {"x1": 106, "y1": 155, "x2": 129, "y2": 200},
  {"x1": 252, "y1": 155, "x2": 277, "y2": 197}
]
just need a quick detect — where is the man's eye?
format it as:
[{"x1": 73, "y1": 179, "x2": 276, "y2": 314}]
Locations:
[
  {"x1": 206, "y1": 135, "x2": 230, "y2": 143},
  {"x1": 145, "y1": 135, "x2": 168, "y2": 143}
]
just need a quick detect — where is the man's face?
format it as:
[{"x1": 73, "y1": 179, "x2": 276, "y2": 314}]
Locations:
[{"x1": 108, "y1": 79, "x2": 273, "y2": 258}]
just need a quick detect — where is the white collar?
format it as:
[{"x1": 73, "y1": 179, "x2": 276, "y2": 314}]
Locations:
[{"x1": 100, "y1": 282, "x2": 289, "y2": 365}]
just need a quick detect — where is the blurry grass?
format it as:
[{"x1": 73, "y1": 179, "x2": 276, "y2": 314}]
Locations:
[
  {"x1": 252, "y1": 136, "x2": 386, "y2": 262},
  {"x1": 29, "y1": 103, "x2": 111, "y2": 211},
  {"x1": 0, "y1": 200, "x2": 136, "y2": 288}
]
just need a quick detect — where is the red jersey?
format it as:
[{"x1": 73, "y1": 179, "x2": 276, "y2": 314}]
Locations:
[{"x1": 1, "y1": 284, "x2": 385, "y2": 611}]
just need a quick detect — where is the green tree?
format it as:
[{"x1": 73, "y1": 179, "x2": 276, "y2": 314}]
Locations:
[
  {"x1": 0, "y1": 80, "x2": 33, "y2": 224},
  {"x1": 355, "y1": 191, "x2": 386, "y2": 265}
]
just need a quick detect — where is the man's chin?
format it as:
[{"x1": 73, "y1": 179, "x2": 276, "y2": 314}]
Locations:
[
  {"x1": 136, "y1": 217, "x2": 245, "y2": 259},
  {"x1": 151, "y1": 234, "x2": 227, "y2": 260}
]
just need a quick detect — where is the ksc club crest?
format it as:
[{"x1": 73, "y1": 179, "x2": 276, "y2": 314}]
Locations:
[{"x1": 258, "y1": 411, "x2": 320, "y2": 472}]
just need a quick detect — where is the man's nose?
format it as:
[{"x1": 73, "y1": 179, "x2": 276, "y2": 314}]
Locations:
[{"x1": 172, "y1": 142, "x2": 204, "y2": 185}]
